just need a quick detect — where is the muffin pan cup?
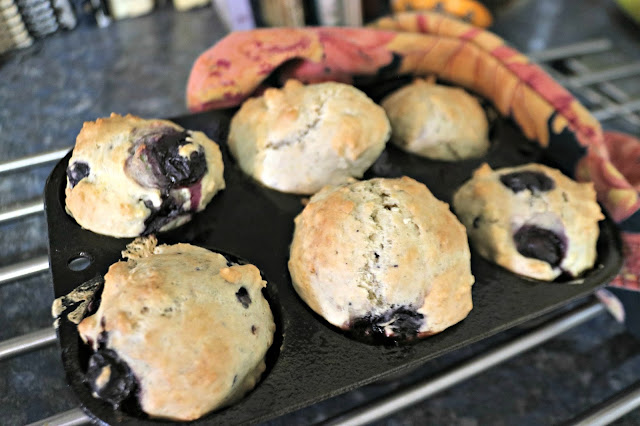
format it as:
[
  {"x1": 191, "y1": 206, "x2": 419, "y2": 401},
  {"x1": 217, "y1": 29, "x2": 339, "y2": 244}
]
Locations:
[{"x1": 45, "y1": 106, "x2": 622, "y2": 425}]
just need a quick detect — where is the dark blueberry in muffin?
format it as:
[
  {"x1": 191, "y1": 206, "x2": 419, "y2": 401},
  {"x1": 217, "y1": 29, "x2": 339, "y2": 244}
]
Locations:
[
  {"x1": 96, "y1": 330, "x2": 109, "y2": 348},
  {"x1": 473, "y1": 216, "x2": 481, "y2": 229},
  {"x1": 86, "y1": 349, "x2": 137, "y2": 409},
  {"x1": 351, "y1": 306, "x2": 424, "y2": 342},
  {"x1": 67, "y1": 162, "x2": 90, "y2": 188},
  {"x1": 513, "y1": 225, "x2": 566, "y2": 267},
  {"x1": 500, "y1": 171, "x2": 555, "y2": 193},
  {"x1": 142, "y1": 198, "x2": 187, "y2": 235},
  {"x1": 236, "y1": 287, "x2": 251, "y2": 308},
  {"x1": 126, "y1": 129, "x2": 207, "y2": 191},
  {"x1": 152, "y1": 130, "x2": 207, "y2": 187}
]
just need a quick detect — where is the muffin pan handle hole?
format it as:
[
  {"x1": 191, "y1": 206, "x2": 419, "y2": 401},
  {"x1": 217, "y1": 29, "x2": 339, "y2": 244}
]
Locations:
[{"x1": 67, "y1": 253, "x2": 93, "y2": 271}]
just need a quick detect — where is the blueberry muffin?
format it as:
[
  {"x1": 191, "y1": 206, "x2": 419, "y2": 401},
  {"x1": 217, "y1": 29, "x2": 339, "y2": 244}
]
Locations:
[
  {"x1": 381, "y1": 79, "x2": 489, "y2": 161},
  {"x1": 452, "y1": 163, "x2": 604, "y2": 281},
  {"x1": 65, "y1": 113, "x2": 225, "y2": 237},
  {"x1": 228, "y1": 80, "x2": 391, "y2": 195},
  {"x1": 288, "y1": 177, "x2": 474, "y2": 341},
  {"x1": 75, "y1": 237, "x2": 275, "y2": 421}
]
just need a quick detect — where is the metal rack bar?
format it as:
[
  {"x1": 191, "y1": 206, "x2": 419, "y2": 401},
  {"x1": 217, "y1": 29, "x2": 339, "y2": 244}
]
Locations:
[
  {"x1": 592, "y1": 99, "x2": 640, "y2": 121},
  {"x1": 0, "y1": 328, "x2": 57, "y2": 361},
  {"x1": 566, "y1": 58, "x2": 633, "y2": 103},
  {"x1": 324, "y1": 301, "x2": 605, "y2": 426},
  {"x1": 27, "y1": 408, "x2": 89, "y2": 426},
  {"x1": 527, "y1": 38, "x2": 640, "y2": 127},
  {"x1": 540, "y1": 64, "x2": 640, "y2": 125},
  {"x1": 0, "y1": 199, "x2": 44, "y2": 224},
  {"x1": 528, "y1": 39, "x2": 612, "y2": 62},
  {"x1": 568, "y1": 380, "x2": 640, "y2": 426},
  {"x1": 0, "y1": 147, "x2": 69, "y2": 175},
  {"x1": 540, "y1": 64, "x2": 607, "y2": 105},
  {"x1": 595, "y1": 81, "x2": 633, "y2": 104},
  {"x1": 564, "y1": 58, "x2": 640, "y2": 125},
  {"x1": 567, "y1": 62, "x2": 640, "y2": 86},
  {"x1": 0, "y1": 255, "x2": 50, "y2": 285}
]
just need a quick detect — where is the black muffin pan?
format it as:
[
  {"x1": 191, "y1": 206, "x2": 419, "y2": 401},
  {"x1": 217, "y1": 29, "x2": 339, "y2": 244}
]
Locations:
[{"x1": 45, "y1": 104, "x2": 622, "y2": 425}]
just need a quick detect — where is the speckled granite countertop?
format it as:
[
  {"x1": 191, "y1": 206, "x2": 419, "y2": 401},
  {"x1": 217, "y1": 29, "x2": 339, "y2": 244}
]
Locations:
[{"x1": 1, "y1": 0, "x2": 639, "y2": 424}]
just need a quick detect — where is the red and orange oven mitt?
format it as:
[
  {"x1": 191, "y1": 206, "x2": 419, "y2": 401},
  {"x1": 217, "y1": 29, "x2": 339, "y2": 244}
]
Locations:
[{"x1": 185, "y1": 11, "x2": 640, "y2": 300}]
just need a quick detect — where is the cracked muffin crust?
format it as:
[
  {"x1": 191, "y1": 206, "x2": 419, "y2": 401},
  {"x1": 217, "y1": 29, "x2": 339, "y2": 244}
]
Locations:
[
  {"x1": 65, "y1": 113, "x2": 225, "y2": 237},
  {"x1": 452, "y1": 163, "x2": 604, "y2": 281},
  {"x1": 381, "y1": 79, "x2": 489, "y2": 161},
  {"x1": 288, "y1": 177, "x2": 474, "y2": 340},
  {"x1": 228, "y1": 80, "x2": 391, "y2": 194},
  {"x1": 77, "y1": 237, "x2": 275, "y2": 421}
]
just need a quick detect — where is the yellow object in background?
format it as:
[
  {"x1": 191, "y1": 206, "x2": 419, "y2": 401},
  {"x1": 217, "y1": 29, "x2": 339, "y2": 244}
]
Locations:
[
  {"x1": 173, "y1": 0, "x2": 210, "y2": 11},
  {"x1": 616, "y1": 0, "x2": 640, "y2": 24},
  {"x1": 259, "y1": 0, "x2": 306, "y2": 27},
  {"x1": 107, "y1": 0, "x2": 154, "y2": 19},
  {"x1": 391, "y1": 0, "x2": 493, "y2": 27}
]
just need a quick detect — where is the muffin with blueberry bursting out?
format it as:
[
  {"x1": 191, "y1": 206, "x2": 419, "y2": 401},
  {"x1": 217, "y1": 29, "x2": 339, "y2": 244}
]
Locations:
[
  {"x1": 65, "y1": 113, "x2": 225, "y2": 237},
  {"x1": 452, "y1": 163, "x2": 604, "y2": 281},
  {"x1": 60, "y1": 236, "x2": 276, "y2": 421},
  {"x1": 288, "y1": 177, "x2": 474, "y2": 342}
]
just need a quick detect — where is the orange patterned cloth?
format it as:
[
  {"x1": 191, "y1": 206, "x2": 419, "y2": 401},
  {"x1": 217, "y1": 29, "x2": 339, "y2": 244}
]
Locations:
[
  {"x1": 603, "y1": 132, "x2": 640, "y2": 291},
  {"x1": 186, "y1": 12, "x2": 640, "y2": 291}
]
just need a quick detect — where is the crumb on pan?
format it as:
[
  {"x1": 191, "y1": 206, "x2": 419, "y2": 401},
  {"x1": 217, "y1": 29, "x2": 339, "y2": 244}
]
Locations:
[{"x1": 122, "y1": 235, "x2": 158, "y2": 260}]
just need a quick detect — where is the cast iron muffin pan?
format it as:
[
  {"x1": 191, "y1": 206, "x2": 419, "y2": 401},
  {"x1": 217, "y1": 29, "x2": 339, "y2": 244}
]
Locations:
[{"x1": 45, "y1": 91, "x2": 622, "y2": 425}]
